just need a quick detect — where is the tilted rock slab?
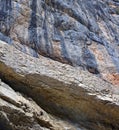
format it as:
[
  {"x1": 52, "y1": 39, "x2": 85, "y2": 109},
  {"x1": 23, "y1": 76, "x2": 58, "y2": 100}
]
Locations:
[
  {"x1": 0, "y1": 40, "x2": 119, "y2": 130},
  {"x1": 0, "y1": 78, "x2": 81, "y2": 130}
]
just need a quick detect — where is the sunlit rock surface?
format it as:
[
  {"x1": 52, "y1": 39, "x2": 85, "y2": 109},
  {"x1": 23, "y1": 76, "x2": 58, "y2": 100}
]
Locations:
[
  {"x1": 0, "y1": 40, "x2": 119, "y2": 130},
  {"x1": 0, "y1": 0, "x2": 119, "y2": 82},
  {"x1": 0, "y1": 0, "x2": 119, "y2": 130},
  {"x1": 0, "y1": 78, "x2": 82, "y2": 130}
]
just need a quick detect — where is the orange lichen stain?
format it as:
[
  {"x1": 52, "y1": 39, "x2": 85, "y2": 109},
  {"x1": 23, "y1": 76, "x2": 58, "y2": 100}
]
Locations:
[
  {"x1": 90, "y1": 47, "x2": 104, "y2": 61},
  {"x1": 104, "y1": 73, "x2": 119, "y2": 86},
  {"x1": 97, "y1": 55, "x2": 104, "y2": 61}
]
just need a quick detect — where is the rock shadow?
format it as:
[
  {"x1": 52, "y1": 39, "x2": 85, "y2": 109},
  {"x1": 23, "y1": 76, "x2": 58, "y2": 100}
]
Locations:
[
  {"x1": 28, "y1": 0, "x2": 39, "y2": 57},
  {"x1": 82, "y1": 47, "x2": 100, "y2": 74},
  {"x1": 0, "y1": 0, "x2": 12, "y2": 36}
]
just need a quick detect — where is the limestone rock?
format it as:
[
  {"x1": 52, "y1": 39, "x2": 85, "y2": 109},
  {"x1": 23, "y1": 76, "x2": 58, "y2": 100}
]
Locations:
[
  {"x1": 0, "y1": 79, "x2": 81, "y2": 130},
  {"x1": 0, "y1": 40, "x2": 119, "y2": 130},
  {"x1": 0, "y1": 0, "x2": 119, "y2": 82},
  {"x1": 0, "y1": 0, "x2": 119, "y2": 130}
]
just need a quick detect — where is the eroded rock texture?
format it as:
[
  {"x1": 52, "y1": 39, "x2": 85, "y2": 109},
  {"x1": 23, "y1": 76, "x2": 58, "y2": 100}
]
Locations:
[
  {"x1": 0, "y1": 78, "x2": 82, "y2": 130},
  {"x1": 0, "y1": 40, "x2": 119, "y2": 130},
  {"x1": 0, "y1": 0, "x2": 119, "y2": 76},
  {"x1": 0, "y1": 0, "x2": 119, "y2": 130}
]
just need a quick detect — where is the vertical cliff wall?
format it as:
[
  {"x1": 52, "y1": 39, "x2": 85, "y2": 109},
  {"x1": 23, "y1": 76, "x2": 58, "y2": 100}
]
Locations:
[{"x1": 0, "y1": 0, "x2": 119, "y2": 85}]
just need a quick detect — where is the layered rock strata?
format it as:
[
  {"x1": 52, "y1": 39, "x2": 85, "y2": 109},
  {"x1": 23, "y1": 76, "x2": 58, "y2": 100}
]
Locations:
[
  {"x1": 0, "y1": 78, "x2": 82, "y2": 130},
  {"x1": 0, "y1": 40, "x2": 119, "y2": 130},
  {"x1": 0, "y1": 0, "x2": 119, "y2": 79},
  {"x1": 0, "y1": 0, "x2": 119, "y2": 130}
]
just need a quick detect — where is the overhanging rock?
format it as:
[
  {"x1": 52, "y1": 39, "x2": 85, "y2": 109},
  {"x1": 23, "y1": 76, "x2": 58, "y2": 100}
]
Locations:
[{"x1": 0, "y1": 40, "x2": 119, "y2": 130}]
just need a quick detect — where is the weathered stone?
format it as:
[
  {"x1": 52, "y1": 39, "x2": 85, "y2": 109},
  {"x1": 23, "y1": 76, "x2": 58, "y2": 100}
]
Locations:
[
  {"x1": 0, "y1": 40, "x2": 119, "y2": 130},
  {"x1": 0, "y1": 78, "x2": 81, "y2": 130},
  {"x1": 0, "y1": 0, "x2": 119, "y2": 85},
  {"x1": 0, "y1": 0, "x2": 119, "y2": 129}
]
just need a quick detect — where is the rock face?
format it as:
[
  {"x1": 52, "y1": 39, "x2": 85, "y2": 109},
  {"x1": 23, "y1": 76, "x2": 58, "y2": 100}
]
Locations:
[
  {"x1": 0, "y1": 78, "x2": 81, "y2": 130},
  {"x1": 0, "y1": 0, "x2": 119, "y2": 130},
  {"x1": 0, "y1": 79, "x2": 53, "y2": 130},
  {"x1": 0, "y1": 40, "x2": 119, "y2": 130},
  {"x1": 0, "y1": 0, "x2": 119, "y2": 79}
]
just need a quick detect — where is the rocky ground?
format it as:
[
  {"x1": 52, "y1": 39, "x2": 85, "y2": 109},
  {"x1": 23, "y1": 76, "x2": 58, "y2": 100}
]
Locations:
[{"x1": 0, "y1": 0, "x2": 119, "y2": 130}]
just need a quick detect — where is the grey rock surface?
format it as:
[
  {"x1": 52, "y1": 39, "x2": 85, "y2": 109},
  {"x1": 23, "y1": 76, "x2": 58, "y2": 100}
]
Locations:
[
  {"x1": 0, "y1": 40, "x2": 119, "y2": 130},
  {"x1": 0, "y1": 0, "x2": 119, "y2": 85},
  {"x1": 0, "y1": 0, "x2": 119, "y2": 130},
  {"x1": 0, "y1": 78, "x2": 81, "y2": 130}
]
